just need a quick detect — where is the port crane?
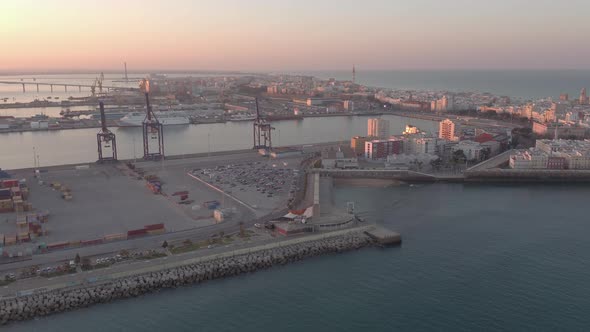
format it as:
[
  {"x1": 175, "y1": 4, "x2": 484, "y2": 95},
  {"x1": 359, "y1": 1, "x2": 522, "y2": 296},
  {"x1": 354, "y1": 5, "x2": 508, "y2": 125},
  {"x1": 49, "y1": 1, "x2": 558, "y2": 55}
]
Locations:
[
  {"x1": 96, "y1": 101, "x2": 118, "y2": 162},
  {"x1": 253, "y1": 97, "x2": 274, "y2": 151},
  {"x1": 98, "y1": 72, "x2": 105, "y2": 94},
  {"x1": 140, "y1": 79, "x2": 164, "y2": 160}
]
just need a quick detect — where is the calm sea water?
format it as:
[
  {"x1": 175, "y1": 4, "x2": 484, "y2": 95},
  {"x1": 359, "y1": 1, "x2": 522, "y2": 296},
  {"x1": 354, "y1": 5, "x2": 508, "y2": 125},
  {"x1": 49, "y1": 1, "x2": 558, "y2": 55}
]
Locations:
[
  {"x1": 299, "y1": 70, "x2": 590, "y2": 100},
  {"x1": 9, "y1": 183, "x2": 590, "y2": 331},
  {"x1": 2, "y1": 70, "x2": 589, "y2": 105},
  {"x1": 0, "y1": 115, "x2": 438, "y2": 170}
]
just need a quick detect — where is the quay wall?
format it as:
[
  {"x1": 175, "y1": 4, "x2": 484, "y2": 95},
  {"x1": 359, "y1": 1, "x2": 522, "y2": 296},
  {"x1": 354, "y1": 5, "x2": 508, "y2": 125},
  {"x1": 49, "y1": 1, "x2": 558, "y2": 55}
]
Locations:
[
  {"x1": 317, "y1": 169, "x2": 437, "y2": 182},
  {"x1": 465, "y1": 169, "x2": 590, "y2": 182},
  {"x1": 0, "y1": 231, "x2": 375, "y2": 326}
]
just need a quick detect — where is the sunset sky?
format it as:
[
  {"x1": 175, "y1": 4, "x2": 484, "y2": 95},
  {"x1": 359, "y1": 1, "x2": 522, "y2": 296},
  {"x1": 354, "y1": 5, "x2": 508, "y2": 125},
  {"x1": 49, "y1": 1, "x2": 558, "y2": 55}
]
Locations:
[{"x1": 2, "y1": 0, "x2": 590, "y2": 72}]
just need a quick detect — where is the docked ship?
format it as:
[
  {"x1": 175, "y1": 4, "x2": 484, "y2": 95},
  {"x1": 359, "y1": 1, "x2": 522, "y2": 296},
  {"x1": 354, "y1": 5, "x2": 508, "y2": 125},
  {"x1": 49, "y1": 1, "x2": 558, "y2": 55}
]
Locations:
[{"x1": 118, "y1": 112, "x2": 190, "y2": 126}]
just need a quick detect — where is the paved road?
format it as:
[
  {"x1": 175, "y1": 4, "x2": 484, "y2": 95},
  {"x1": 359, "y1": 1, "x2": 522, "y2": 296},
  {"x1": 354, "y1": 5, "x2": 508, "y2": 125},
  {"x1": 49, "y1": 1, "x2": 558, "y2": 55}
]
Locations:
[{"x1": 0, "y1": 226, "x2": 372, "y2": 298}]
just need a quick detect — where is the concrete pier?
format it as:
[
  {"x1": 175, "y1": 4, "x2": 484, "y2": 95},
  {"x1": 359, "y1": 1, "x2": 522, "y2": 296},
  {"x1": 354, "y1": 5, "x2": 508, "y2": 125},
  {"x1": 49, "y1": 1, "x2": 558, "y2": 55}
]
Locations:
[
  {"x1": 365, "y1": 225, "x2": 402, "y2": 246},
  {"x1": 0, "y1": 230, "x2": 378, "y2": 325}
]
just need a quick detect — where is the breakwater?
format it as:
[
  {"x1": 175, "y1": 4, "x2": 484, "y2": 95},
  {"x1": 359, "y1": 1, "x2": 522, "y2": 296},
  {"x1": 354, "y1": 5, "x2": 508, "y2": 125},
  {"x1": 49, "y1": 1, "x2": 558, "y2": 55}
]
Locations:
[{"x1": 0, "y1": 231, "x2": 375, "y2": 325}]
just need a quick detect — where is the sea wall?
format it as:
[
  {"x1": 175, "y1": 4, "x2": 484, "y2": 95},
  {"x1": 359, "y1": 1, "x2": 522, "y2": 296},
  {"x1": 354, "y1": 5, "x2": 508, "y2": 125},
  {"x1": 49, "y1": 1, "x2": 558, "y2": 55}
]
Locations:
[
  {"x1": 333, "y1": 178, "x2": 403, "y2": 187},
  {"x1": 0, "y1": 232, "x2": 374, "y2": 325}
]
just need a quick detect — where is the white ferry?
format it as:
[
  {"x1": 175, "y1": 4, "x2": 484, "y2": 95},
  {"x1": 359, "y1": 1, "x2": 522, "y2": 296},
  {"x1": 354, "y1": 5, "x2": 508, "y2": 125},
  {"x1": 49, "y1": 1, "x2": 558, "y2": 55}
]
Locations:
[{"x1": 118, "y1": 112, "x2": 190, "y2": 126}]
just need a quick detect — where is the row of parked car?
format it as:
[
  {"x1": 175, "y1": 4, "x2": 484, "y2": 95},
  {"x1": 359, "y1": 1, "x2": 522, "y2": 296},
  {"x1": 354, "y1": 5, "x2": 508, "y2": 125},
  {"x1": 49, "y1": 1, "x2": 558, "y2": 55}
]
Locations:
[{"x1": 194, "y1": 161, "x2": 300, "y2": 199}]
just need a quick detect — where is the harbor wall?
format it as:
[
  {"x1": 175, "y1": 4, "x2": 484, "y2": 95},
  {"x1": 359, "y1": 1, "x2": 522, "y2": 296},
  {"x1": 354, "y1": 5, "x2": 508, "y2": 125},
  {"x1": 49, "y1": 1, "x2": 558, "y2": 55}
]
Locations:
[{"x1": 0, "y1": 231, "x2": 375, "y2": 325}]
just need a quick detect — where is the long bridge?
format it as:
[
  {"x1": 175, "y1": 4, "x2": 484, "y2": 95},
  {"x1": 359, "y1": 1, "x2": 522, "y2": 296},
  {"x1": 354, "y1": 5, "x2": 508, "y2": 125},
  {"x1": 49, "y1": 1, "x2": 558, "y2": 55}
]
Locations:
[{"x1": 0, "y1": 81, "x2": 138, "y2": 93}]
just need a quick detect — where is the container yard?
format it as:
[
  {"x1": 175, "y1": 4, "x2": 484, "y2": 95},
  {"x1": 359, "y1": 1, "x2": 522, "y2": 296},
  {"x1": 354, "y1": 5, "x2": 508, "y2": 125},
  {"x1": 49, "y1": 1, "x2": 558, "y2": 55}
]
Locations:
[
  {"x1": 0, "y1": 152, "x2": 306, "y2": 256},
  {"x1": 0, "y1": 164, "x2": 201, "y2": 253}
]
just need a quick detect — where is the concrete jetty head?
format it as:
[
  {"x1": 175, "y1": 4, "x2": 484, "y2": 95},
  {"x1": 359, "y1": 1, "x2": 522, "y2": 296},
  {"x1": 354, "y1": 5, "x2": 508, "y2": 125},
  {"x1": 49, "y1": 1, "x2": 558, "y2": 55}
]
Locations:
[{"x1": 364, "y1": 225, "x2": 402, "y2": 246}]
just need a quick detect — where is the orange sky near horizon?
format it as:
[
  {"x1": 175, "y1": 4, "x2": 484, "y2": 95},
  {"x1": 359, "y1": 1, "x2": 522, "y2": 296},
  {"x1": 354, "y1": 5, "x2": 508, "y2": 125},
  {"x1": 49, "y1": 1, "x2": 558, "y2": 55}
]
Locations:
[{"x1": 2, "y1": 0, "x2": 590, "y2": 71}]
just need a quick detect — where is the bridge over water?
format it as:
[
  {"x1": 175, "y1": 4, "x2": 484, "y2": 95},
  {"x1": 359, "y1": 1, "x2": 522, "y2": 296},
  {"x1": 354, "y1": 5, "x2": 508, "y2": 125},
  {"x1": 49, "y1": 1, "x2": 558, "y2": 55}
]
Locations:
[{"x1": 0, "y1": 81, "x2": 138, "y2": 93}]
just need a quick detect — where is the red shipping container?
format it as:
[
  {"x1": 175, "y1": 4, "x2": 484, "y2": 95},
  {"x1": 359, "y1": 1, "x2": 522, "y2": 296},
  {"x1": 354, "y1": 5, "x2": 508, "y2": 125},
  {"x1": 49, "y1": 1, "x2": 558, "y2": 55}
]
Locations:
[
  {"x1": 2, "y1": 180, "x2": 18, "y2": 188},
  {"x1": 144, "y1": 223, "x2": 164, "y2": 231},
  {"x1": 47, "y1": 241, "x2": 69, "y2": 250},
  {"x1": 81, "y1": 238, "x2": 103, "y2": 246},
  {"x1": 127, "y1": 229, "x2": 148, "y2": 237}
]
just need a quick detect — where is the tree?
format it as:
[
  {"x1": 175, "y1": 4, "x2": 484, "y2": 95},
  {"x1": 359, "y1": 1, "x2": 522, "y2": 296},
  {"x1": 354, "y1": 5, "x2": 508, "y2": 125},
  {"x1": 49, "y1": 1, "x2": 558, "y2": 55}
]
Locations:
[
  {"x1": 81, "y1": 257, "x2": 91, "y2": 269},
  {"x1": 74, "y1": 253, "x2": 81, "y2": 265},
  {"x1": 162, "y1": 240, "x2": 169, "y2": 248},
  {"x1": 452, "y1": 150, "x2": 466, "y2": 164},
  {"x1": 430, "y1": 158, "x2": 442, "y2": 172}
]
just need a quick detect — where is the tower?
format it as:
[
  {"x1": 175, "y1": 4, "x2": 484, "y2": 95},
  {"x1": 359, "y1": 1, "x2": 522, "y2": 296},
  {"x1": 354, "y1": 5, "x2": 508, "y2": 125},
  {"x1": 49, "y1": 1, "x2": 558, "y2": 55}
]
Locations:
[
  {"x1": 352, "y1": 64, "x2": 356, "y2": 84},
  {"x1": 367, "y1": 118, "x2": 390, "y2": 138},
  {"x1": 124, "y1": 62, "x2": 129, "y2": 82},
  {"x1": 439, "y1": 119, "x2": 458, "y2": 141}
]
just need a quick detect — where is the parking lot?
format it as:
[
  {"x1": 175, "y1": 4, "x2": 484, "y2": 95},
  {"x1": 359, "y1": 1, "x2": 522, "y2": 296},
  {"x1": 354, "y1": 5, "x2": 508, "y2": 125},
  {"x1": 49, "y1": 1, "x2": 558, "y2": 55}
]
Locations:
[{"x1": 190, "y1": 159, "x2": 302, "y2": 214}]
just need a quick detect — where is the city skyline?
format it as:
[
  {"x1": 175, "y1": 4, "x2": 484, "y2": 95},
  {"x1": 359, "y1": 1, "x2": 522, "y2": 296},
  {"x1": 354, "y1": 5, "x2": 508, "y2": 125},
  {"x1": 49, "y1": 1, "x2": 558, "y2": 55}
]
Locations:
[{"x1": 2, "y1": 0, "x2": 590, "y2": 72}]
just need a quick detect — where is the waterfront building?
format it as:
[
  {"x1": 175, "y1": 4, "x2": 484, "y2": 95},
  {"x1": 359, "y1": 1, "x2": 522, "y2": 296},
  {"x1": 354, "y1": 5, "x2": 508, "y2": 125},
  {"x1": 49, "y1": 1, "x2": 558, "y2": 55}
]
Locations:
[
  {"x1": 451, "y1": 140, "x2": 486, "y2": 161},
  {"x1": 438, "y1": 119, "x2": 459, "y2": 141},
  {"x1": 322, "y1": 146, "x2": 358, "y2": 169},
  {"x1": 580, "y1": 88, "x2": 588, "y2": 105},
  {"x1": 551, "y1": 102, "x2": 568, "y2": 113},
  {"x1": 405, "y1": 137, "x2": 438, "y2": 155},
  {"x1": 364, "y1": 138, "x2": 404, "y2": 160},
  {"x1": 565, "y1": 112, "x2": 578, "y2": 122},
  {"x1": 544, "y1": 109, "x2": 556, "y2": 123},
  {"x1": 367, "y1": 118, "x2": 390, "y2": 138},
  {"x1": 343, "y1": 100, "x2": 354, "y2": 111},
  {"x1": 431, "y1": 95, "x2": 454, "y2": 112},
  {"x1": 522, "y1": 103, "x2": 534, "y2": 119},
  {"x1": 386, "y1": 153, "x2": 438, "y2": 170},
  {"x1": 510, "y1": 140, "x2": 590, "y2": 170},
  {"x1": 403, "y1": 125, "x2": 419, "y2": 135},
  {"x1": 509, "y1": 150, "x2": 549, "y2": 169},
  {"x1": 350, "y1": 136, "x2": 370, "y2": 156},
  {"x1": 532, "y1": 122, "x2": 586, "y2": 138}
]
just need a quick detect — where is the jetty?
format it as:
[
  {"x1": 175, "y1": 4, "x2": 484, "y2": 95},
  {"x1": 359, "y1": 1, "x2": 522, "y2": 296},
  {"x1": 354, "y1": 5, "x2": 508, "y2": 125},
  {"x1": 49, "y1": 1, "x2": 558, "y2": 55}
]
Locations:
[{"x1": 364, "y1": 225, "x2": 402, "y2": 246}]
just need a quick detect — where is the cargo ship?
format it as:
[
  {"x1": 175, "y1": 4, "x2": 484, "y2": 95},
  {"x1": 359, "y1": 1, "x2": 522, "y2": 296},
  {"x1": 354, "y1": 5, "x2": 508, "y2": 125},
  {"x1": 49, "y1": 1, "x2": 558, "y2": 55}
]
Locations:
[{"x1": 118, "y1": 112, "x2": 190, "y2": 126}]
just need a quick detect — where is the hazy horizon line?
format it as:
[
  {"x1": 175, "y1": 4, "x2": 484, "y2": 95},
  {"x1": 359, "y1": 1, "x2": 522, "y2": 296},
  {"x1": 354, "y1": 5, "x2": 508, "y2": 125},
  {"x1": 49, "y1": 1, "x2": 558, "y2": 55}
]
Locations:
[{"x1": 2, "y1": 68, "x2": 590, "y2": 76}]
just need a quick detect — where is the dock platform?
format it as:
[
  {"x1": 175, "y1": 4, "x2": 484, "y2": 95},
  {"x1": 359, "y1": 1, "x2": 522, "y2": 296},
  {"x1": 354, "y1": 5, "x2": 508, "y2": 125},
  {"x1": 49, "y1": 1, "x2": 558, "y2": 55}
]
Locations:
[{"x1": 364, "y1": 225, "x2": 402, "y2": 246}]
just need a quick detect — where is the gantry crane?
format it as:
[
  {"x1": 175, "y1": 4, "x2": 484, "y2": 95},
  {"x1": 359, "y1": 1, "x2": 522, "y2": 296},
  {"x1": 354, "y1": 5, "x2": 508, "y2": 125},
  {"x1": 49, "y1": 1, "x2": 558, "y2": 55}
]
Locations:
[
  {"x1": 96, "y1": 101, "x2": 117, "y2": 162},
  {"x1": 253, "y1": 97, "x2": 274, "y2": 151},
  {"x1": 140, "y1": 79, "x2": 164, "y2": 160}
]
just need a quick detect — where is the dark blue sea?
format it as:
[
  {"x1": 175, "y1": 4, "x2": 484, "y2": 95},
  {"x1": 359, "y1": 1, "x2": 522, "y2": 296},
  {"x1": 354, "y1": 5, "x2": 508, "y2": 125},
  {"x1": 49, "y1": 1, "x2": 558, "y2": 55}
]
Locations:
[{"x1": 10, "y1": 183, "x2": 590, "y2": 331}]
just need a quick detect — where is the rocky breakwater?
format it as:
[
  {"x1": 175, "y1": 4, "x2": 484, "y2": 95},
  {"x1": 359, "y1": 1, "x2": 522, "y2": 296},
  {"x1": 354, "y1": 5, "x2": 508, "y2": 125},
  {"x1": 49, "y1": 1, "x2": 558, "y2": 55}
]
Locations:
[{"x1": 0, "y1": 232, "x2": 374, "y2": 325}]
